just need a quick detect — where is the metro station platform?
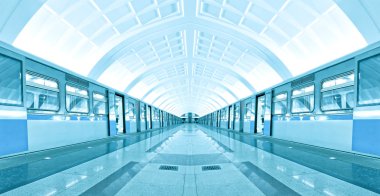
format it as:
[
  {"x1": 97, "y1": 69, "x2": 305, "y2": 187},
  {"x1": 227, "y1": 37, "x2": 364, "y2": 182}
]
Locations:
[{"x1": 1, "y1": 124, "x2": 379, "y2": 196}]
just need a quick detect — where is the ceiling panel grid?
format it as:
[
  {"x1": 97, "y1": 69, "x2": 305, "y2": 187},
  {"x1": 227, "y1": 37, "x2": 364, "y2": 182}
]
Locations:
[{"x1": 1, "y1": 0, "x2": 377, "y2": 116}]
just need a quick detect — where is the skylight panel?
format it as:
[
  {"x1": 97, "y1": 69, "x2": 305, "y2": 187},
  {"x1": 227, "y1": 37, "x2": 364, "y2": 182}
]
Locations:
[
  {"x1": 105, "y1": 5, "x2": 131, "y2": 23},
  {"x1": 202, "y1": 2, "x2": 221, "y2": 17},
  {"x1": 131, "y1": 0, "x2": 154, "y2": 13},
  {"x1": 115, "y1": 19, "x2": 138, "y2": 33},
  {"x1": 160, "y1": 3, "x2": 179, "y2": 17},
  {"x1": 138, "y1": 10, "x2": 159, "y2": 24},
  {"x1": 226, "y1": 0, "x2": 249, "y2": 12},
  {"x1": 221, "y1": 10, "x2": 242, "y2": 24}
]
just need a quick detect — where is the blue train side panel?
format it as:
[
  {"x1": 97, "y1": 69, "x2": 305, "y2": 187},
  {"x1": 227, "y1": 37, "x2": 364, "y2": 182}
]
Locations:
[
  {"x1": 109, "y1": 120, "x2": 117, "y2": 136},
  {"x1": 108, "y1": 92, "x2": 117, "y2": 136},
  {"x1": 264, "y1": 120, "x2": 271, "y2": 136},
  {"x1": 0, "y1": 119, "x2": 28, "y2": 156},
  {"x1": 352, "y1": 119, "x2": 380, "y2": 156}
]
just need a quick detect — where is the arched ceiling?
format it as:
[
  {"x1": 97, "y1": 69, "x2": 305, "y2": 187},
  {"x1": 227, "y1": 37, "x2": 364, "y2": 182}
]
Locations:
[{"x1": 1, "y1": 0, "x2": 380, "y2": 116}]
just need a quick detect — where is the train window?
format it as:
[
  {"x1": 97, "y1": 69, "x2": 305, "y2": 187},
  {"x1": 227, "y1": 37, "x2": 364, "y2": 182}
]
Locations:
[
  {"x1": 358, "y1": 55, "x2": 380, "y2": 105},
  {"x1": 93, "y1": 92, "x2": 107, "y2": 115},
  {"x1": 26, "y1": 72, "x2": 59, "y2": 111},
  {"x1": 245, "y1": 102, "x2": 254, "y2": 119},
  {"x1": 65, "y1": 84, "x2": 89, "y2": 113},
  {"x1": 234, "y1": 104, "x2": 240, "y2": 121},
  {"x1": 321, "y1": 72, "x2": 354, "y2": 111},
  {"x1": 126, "y1": 102, "x2": 136, "y2": 119},
  {"x1": 291, "y1": 84, "x2": 314, "y2": 113},
  {"x1": 154, "y1": 108, "x2": 160, "y2": 120},
  {"x1": 141, "y1": 104, "x2": 146, "y2": 119},
  {"x1": 273, "y1": 92, "x2": 287, "y2": 115},
  {"x1": 220, "y1": 109, "x2": 225, "y2": 120},
  {"x1": 0, "y1": 54, "x2": 22, "y2": 106}
]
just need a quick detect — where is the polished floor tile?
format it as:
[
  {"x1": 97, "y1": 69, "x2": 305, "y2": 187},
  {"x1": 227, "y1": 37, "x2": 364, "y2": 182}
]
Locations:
[{"x1": 0, "y1": 124, "x2": 379, "y2": 195}]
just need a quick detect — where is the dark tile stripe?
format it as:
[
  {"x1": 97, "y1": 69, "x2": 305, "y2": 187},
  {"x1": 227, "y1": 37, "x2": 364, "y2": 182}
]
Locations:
[
  {"x1": 145, "y1": 136, "x2": 172, "y2": 152},
  {"x1": 80, "y1": 161, "x2": 145, "y2": 196},
  {"x1": 0, "y1": 126, "x2": 180, "y2": 194},
  {"x1": 150, "y1": 153, "x2": 230, "y2": 166},
  {"x1": 236, "y1": 161, "x2": 300, "y2": 196},
  {"x1": 207, "y1": 137, "x2": 234, "y2": 152},
  {"x1": 200, "y1": 126, "x2": 380, "y2": 194}
]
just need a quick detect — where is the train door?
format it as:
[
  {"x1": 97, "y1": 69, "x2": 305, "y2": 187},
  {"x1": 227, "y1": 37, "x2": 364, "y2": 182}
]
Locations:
[
  {"x1": 126, "y1": 100, "x2": 137, "y2": 133},
  {"x1": 216, "y1": 111, "x2": 220, "y2": 127},
  {"x1": 115, "y1": 94, "x2": 125, "y2": 134},
  {"x1": 160, "y1": 111, "x2": 163, "y2": 127},
  {"x1": 228, "y1": 105, "x2": 234, "y2": 129},
  {"x1": 147, "y1": 106, "x2": 152, "y2": 129},
  {"x1": 140, "y1": 104, "x2": 147, "y2": 131},
  {"x1": 255, "y1": 94, "x2": 265, "y2": 134}
]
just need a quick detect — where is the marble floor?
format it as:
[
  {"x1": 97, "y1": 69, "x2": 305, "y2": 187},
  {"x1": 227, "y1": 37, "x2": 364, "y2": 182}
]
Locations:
[{"x1": 0, "y1": 124, "x2": 379, "y2": 195}]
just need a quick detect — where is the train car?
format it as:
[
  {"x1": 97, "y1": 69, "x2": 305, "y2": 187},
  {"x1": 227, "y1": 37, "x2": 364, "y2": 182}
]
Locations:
[
  {"x1": 242, "y1": 98, "x2": 255, "y2": 133},
  {"x1": 139, "y1": 102, "x2": 147, "y2": 131},
  {"x1": 125, "y1": 97, "x2": 137, "y2": 133},
  {"x1": 26, "y1": 61, "x2": 110, "y2": 151},
  {"x1": 0, "y1": 47, "x2": 28, "y2": 156},
  {"x1": 200, "y1": 42, "x2": 380, "y2": 157},
  {"x1": 220, "y1": 107, "x2": 228, "y2": 129},
  {"x1": 271, "y1": 60, "x2": 355, "y2": 151},
  {"x1": 352, "y1": 46, "x2": 380, "y2": 156},
  {"x1": 152, "y1": 107, "x2": 160, "y2": 129},
  {"x1": 0, "y1": 42, "x2": 180, "y2": 157}
]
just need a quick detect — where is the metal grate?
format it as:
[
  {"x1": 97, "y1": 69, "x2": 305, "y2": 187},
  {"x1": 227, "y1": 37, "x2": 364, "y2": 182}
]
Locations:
[
  {"x1": 291, "y1": 74, "x2": 314, "y2": 88},
  {"x1": 66, "y1": 74, "x2": 89, "y2": 87},
  {"x1": 202, "y1": 165, "x2": 221, "y2": 171},
  {"x1": 159, "y1": 165, "x2": 178, "y2": 171}
]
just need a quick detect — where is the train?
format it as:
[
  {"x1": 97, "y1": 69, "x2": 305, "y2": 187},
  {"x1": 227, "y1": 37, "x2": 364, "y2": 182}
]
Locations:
[
  {"x1": 0, "y1": 42, "x2": 181, "y2": 157},
  {"x1": 199, "y1": 41, "x2": 380, "y2": 158}
]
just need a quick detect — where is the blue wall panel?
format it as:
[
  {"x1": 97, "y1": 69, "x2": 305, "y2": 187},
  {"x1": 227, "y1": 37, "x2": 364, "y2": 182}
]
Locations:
[
  {"x1": 109, "y1": 120, "x2": 117, "y2": 136},
  {"x1": 264, "y1": 120, "x2": 271, "y2": 136},
  {"x1": 0, "y1": 119, "x2": 28, "y2": 156},
  {"x1": 352, "y1": 119, "x2": 380, "y2": 156},
  {"x1": 125, "y1": 121, "x2": 131, "y2": 133},
  {"x1": 250, "y1": 121, "x2": 255, "y2": 133}
]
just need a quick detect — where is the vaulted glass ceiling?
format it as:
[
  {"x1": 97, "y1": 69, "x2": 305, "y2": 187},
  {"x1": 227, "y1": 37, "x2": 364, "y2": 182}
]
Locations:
[{"x1": 1, "y1": 0, "x2": 380, "y2": 116}]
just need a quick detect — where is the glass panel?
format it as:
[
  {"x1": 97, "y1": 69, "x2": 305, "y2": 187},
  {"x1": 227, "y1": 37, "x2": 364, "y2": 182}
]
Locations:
[
  {"x1": 322, "y1": 72, "x2": 354, "y2": 89},
  {"x1": 66, "y1": 84, "x2": 88, "y2": 97},
  {"x1": 141, "y1": 105, "x2": 146, "y2": 119},
  {"x1": 228, "y1": 106, "x2": 234, "y2": 129},
  {"x1": 256, "y1": 95, "x2": 265, "y2": 134},
  {"x1": 245, "y1": 103, "x2": 251, "y2": 118},
  {"x1": 115, "y1": 95, "x2": 124, "y2": 133},
  {"x1": 26, "y1": 73, "x2": 58, "y2": 89},
  {"x1": 127, "y1": 102, "x2": 136, "y2": 119},
  {"x1": 273, "y1": 93, "x2": 287, "y2": 115},
  {"x1": 93, "y1": 92, "x2": 107, "y2": 115},
  {"x1": 93, "y1": 92, "x2": 106, "y2": 101},
  {"x1": 147, "y1": 106, "x2": 151, "y2": 129},
  {"x1": 321, "y1": 86, "x2": 354, "y2": 111},
  {"x1": 66, "y1": 94, "x2": 89, "y2": 113},
  {"x1": 274, "y1": 93, "x2": 287, "y2": 101},
  {"x1": 0, "y1": 54, "x2": 22, "y2": 105},
  {"x1": 291, "y1": 85, "x2": 314, "y2": 113},
  {"x1": 234, "y1": 104, "x2": 240, "y2": 121},
  {"x1": 292, "y1": 85, "x2": 314, "y2": 96},
  {"x1": 358, "y1": 55, "x2": 380, "y2": 105},
  {"x1": 154, "y1": 108, "x2": 159, "y2": 120},
  {"x1": 26, "y1": 86, "x2": 59, "y2": 111},
  {"x1": 273, "y1": 100, "x2": 287, "y2": 115},
  {"x1": 291, "y1": 95, "x2": 314, "y2": 113},
  {"x1": 93, "y1": 100, "x2": 107, "y2": 115}
]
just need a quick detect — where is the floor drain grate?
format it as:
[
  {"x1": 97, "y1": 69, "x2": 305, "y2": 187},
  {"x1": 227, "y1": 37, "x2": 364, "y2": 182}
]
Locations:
[
  {"x1": 159, "y1": 165, "x2": 178, "y2": 171},
  {"x1": 202, "y1": 165, "x2": 221, "y2": 171}
]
